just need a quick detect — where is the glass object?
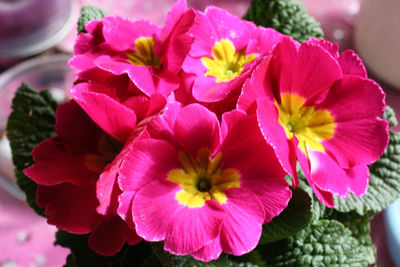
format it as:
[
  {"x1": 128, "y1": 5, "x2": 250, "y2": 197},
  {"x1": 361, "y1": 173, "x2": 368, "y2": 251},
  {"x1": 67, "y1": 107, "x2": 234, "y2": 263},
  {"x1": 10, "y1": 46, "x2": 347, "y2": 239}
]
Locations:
[{"x1": 0, "y1": 54, "x2": 76, "y2": 199}]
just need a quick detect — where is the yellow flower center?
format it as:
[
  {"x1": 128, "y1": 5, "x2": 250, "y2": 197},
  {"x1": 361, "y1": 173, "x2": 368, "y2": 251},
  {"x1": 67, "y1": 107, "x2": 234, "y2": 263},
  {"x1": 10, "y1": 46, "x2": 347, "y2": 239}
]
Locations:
[
  {"x1": 201, "y1": 39, "x2": 258, "y2": 82},
  {"x1": 276, "y1": 93, "x2": 336, "y2": 153},
  {"x1": 127, "y1": 37, "x2": 161, "y2": 68},
  {"x1": 167, "y1": 147, "x2": 240, "y2": 208}
]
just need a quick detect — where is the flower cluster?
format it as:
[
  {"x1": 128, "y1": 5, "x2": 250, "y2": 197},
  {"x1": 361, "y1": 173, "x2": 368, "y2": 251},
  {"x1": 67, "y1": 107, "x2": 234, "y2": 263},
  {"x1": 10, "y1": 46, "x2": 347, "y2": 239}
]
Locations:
[{"x1": 24, "y1": 0, "x2": 389, "y2": 261}]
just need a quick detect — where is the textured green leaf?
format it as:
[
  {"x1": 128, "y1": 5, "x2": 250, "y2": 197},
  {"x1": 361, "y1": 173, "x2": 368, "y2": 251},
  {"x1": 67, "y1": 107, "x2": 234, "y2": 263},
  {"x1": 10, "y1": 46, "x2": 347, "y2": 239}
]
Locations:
[
  {"x1": 333, "y1": 131, "x2": 400, "y2": 215},
  {"x1": 151, "y1": 243, "x2": 257, "y2": 267},
  {"x1": 261, "y1": 220, "x2": 369, "y2": 267},
  {"x1": 244, "y1": 0, "x2": 323, "y2": 43},
  {"x1": 78, "y1": 5, "x2": 107, "y2": 34},
  {"x1": 383, "y1": 105, "x2": 398, "y2": 127},
  {"x1": 6, "y1": 83, "x2": 58, "y2": 215},
  {"x1": 344, "y1": 217, "x2": 376, "y2": 265},
  {"x1": 56, "y1": 231, "x2": 153, "y2": 267},
  {"x1": 260, "y1": 188, "x2": 312, "y2": 244}
]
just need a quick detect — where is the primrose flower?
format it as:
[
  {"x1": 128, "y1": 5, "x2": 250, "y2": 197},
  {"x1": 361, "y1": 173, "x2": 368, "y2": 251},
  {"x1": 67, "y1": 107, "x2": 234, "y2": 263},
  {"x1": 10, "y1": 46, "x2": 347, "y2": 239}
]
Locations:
[
  {"x1": 69, "y1": 0, "x2": 195, "y2": 96},
  {"x1": 24, "y1": 101, "x2": 141, "y2": 255},
  {"x1": 182, "y1": 6, "x2": 283, "y2": 103},
  {"x1": 238, "y1": 37, "x2": 389, "y2": 207},
  {"x1": 118, "y1": 104, "x2": 291, "y2": 261}
]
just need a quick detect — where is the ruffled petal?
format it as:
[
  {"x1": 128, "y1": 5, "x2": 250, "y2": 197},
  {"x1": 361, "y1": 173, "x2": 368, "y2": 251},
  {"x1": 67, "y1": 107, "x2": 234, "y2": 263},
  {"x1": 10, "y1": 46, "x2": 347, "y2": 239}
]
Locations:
[
  {"x1": 174, "y1": 104, "x2": 221, "y2": 157},
  {"x1": 25, "y1": 139, "x2": 98, "y2": 186},
  {"x1": 119, "y1": 138, "x2": 180, "y2": 193},
  {"x1": 256, "y1": 98, "x2": 298, "y2": 186},
  {"x1": 191, "y1": 236, "x2": 223, "y2": 262},
  {"x1": 37, "y1": 184, "x2": 103, "y2": 234},
  {"x1": 338, "y1": 50, "x2": 368, "y2": 78},
  {"x1": 70, "y1": 83, "x2": 137, "y2": 142},
  {"x1": 102, "y1": 16, "x2": 159, "y2": 51},
  {"x1": 220, "y1": 188, "x2": 264, "y2": 256},
  {"x1": 308, "y1": 150, "x2": 370, "y2": 198},
  {"x1": 88, "y1": 216, "x2": 140, "y2": 256}
]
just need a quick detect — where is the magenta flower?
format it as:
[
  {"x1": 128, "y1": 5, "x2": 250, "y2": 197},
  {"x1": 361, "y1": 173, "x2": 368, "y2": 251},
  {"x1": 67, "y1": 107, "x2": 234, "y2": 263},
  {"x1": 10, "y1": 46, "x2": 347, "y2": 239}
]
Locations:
[
  {"x1": 118, "y1": 103, "x2": 291, "y2": 261},
  {"x1": 69, "y1": 0, "x2": 195, "y2": 96},
  {"x1": 24, "y1": 101, "x2": 141, "y2": 255},
  {"x1": 238, "y1": 37, "x2": 389, "y2": 207},
  {"x1": 182, "y1": 6, "x2": 283, "y2": 103}
]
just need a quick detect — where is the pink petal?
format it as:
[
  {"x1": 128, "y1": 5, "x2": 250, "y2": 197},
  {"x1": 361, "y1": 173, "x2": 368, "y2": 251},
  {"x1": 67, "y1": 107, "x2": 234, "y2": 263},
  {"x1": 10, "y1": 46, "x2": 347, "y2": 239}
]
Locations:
[
  {"x1": 322, "y1": 118, "x2": 389, "y2": 168},
  {"x1": 220, "y1": 188, "x2": 264, "y2": 256},
  {"x1": 191, "y1": 236, "x2": 223, "y2": 262},
  {"x1": 308, "y1": 150, "x2": 370, "y2": 198},
  {"x1": 278, "y1": 37, "x2": 343, "y2": 105},
  {"x1": 192, "y1": 75, "x2": 233, "y2": 102},
  {"x1": 95, "y1": 56, "x2": 178, "y2": 96},
  {"x1": 306, "y1": 38, "x2": 339, "y2": 58},
  {"x1": 133, "y1": 180, "x2": 225, "y2": 254},
  {"x1": 247, "y1": 26, "x2": 283, "y2": 55},
  {"x1": 37, "y1": 184, "x2": 103, "y2": 234},
  {"x1": 102, "y1": 16, "x2": 159, "y2": 51},
  {"x1": 119, "y1": 138, "x2": 179, "y2": 193},
  {"x1": 338, "y1": 50, "x2": 367, "y2": 78},
  {"x1": 256, "y1": 98, "x2": 298, "y2": 186},
  {"x1": 295, "y1": 142, "x2": 335, "y2": 207},
  {"x1": 155, "y1": 0, "x2": 195, "y2": 74},
  {"x1": 70, "y1": 83, "x2": 137, "y2": 142},
  {"x1": 24, "y1": 139, "x2": 97, "y2": 186},
  {"x1": 96, "y1": 161, "x2": 120, "y2": 216},
  {"x1": 88, "y1": 216, "x2": 140, "y2": 256},
  {"x1": 174, "y1": 104, "x2": 221, "y2": 157},
  {"x1": 317, "y1": 76, "x2": 386, "y2": 123},
  {"x1": 189, "y1": 7, "x2": 255, "y2": 57},
  {"x1": 237, "y1": 56, "x2": 272, "y2": 113},
  {"x1": 73, "y1": 20, "x2": 104, "y2": 55}
]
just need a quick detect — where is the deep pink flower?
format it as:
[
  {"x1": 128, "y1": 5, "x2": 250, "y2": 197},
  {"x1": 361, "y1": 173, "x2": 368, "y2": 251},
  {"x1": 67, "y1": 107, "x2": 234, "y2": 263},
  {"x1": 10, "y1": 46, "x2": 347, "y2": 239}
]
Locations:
[
  {"x1": 181, "y1": 6, "x2": 283, "y2": 103},
  {"x1": 24, "y1": 101, "x2": 141, "y2": 255},
  {"x1": 118, "y1": 104, "x2": 291, "y2": 261},
  {"x1": 238, "y1": 37, "x2": 389, "y2": 207},
  {"x1": 69, "y1": 0, "x2": 195, "y2": 96}
]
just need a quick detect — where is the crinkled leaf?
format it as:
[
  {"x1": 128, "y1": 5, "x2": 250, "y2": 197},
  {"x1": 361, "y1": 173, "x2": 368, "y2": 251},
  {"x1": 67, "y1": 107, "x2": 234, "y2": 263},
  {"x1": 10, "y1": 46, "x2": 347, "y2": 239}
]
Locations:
[
  {"x1": 261, "y1": 220, "x2": 369, "y2": 267},
  {"x1": 151, "y1": 243, "x2": 257, "y2": 267},
  {"x1": 244, "y1": 0, "x2": 323, "y2": 43},
  {"x1": 55, "y1": 231, "x2": 153, "y2": 267},
  {"x1": 6, "y1": 83, "x2": 58, "y2": 215},
  {"x1": 345, "y1": 217, "x2": 376, "y2": 265},
  {"x1": 260, "y1": 188, "x2": 312, "y2": 244},
  {"x1": 333, "y1": 131, "x2": 400, "y2": 215},
  {"x1": 78, "y1": 5, "x2": 107, "y2": 34},
  {"x1": 383, "y1": 105, "x2": 398, "y2": 127}
]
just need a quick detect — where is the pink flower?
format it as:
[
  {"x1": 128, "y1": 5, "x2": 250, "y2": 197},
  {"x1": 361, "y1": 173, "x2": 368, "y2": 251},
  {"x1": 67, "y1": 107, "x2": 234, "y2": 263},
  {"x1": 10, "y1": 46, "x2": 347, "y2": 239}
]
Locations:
[
  {"x1": 24, "y1": 101, "x2": 141, "y2": 255},
  {"x1": 69, "y1": 0, "x2": 195, "y2": 96},
  {"x1": 238, "y1": 37, "x2": 389, "y2": 207},
  {"x1": 181, "y1": 6, "x2": 283, "y2": 103},
  {"x1": 118, "y1": 103, "x2": 291, "y2": 261}
]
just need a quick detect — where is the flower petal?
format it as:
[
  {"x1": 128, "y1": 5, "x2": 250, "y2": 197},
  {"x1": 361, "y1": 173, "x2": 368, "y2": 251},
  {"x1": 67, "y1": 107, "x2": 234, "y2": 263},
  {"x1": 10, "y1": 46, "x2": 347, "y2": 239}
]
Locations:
[
  {"x1": 70, "y1": 83, "x2": 137, "y2": 142},
  {"x1": 191, "y1": 236, "x2": 223, "y2": 262},
  {"x1": 338, "y1": 50, "x2": 367, "y2": 78},
  {"x1": 88, "y1": 216, "x2": 140, "y2": 256},
  {"x1": 174, "y1": 104, "x2": 221, "y2": 157},
  {"x1": 308, "y1": 150, "x2": 370, "y2": 198},
  {"x1": 220, "y1": 188, "x2": 264, "y2": 256},
  {"x1": 37, "y1": 184, "x2": 102, "y2": 234},
  {"x1": 256, "y1": 97, "x2": 298, "y2": 186}
]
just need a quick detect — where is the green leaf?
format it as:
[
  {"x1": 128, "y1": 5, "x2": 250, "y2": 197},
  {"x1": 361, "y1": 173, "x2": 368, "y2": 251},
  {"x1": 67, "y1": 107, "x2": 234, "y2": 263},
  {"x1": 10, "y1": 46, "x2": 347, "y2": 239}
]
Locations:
[
  {"x1": 78, "y1": 5, "x2": 107, "y2": 34},
  {"x1": 151, "y1": 243, "x2": 257, "y2": 267},
  {"x1": 244, "y1": 0, "x2": 323, "y2": 43},
  {"x1": 382, "y1": 105, "x2": 398, "y2": 127},
  {"x1": 261, "y1": 220, "x2": 369, "y2": 267},
  {"x1": 333, "y1": 131, "x2": 400, "y2": 215},
  {"x1": 344, "y1": 217, "x2": 376, "y2": 265},
  {"x1": 56, "y1": 231, "x2": 153, "y2": 267},
  {"x1": 6, "y1": 83, "x2": 58, "y2": 215},
  {"x1": 260, "y1": 188, "x2": 312, "y2": 244}
]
